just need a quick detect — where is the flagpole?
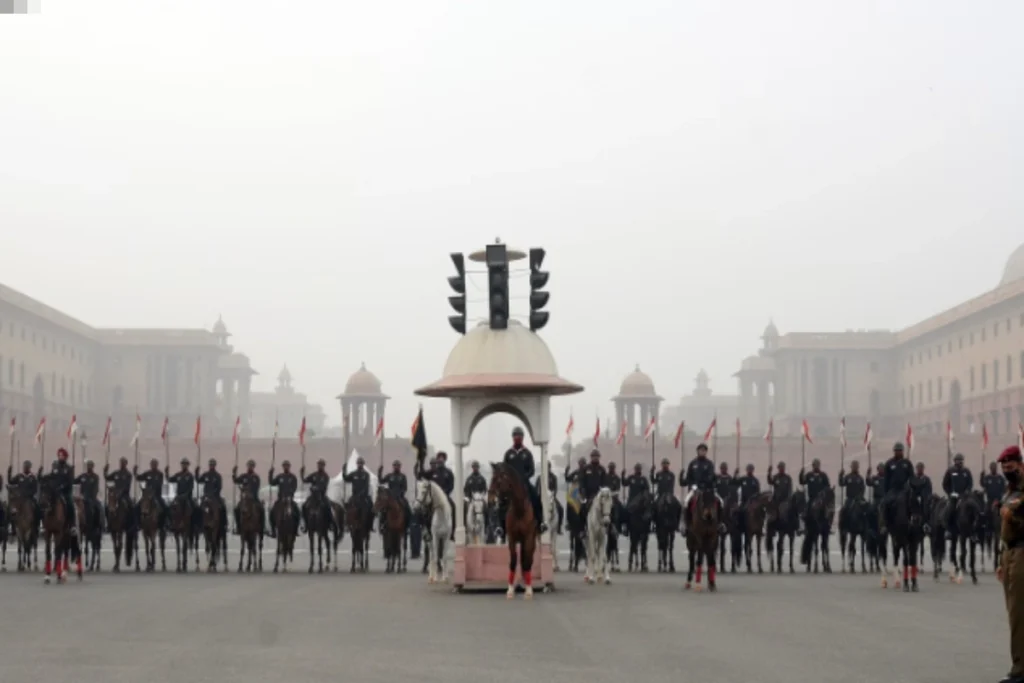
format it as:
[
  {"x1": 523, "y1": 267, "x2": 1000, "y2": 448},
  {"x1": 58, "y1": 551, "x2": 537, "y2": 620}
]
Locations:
[
  {"x1": 839, "y1": 433, "x2": 845, "y2": 510},
  {"x1": 8, "y1": 419, "x2": 14, "y2": 476},
  {"x1": 270, "y1": 410, "x2": 278, "y2": 514},
  {"x1": 39, "y1": 419, "x2": 45, "y2": 472},
  {"x1": 621, "y1": 421, "x2": 626, "y2": 472},
  {"x1": 711, "y1": 411, "x2": 718, "y2": 468},
  {"x1": 947, "y1": 422, "x2": 952, "y2": 470},
  {"x1": 133, "y1": 415, "x2": 139, "y2": 503},
  {"x1": 650, "y1": 422, "x2": 655, "y2": 470},
  {"x1": 195, "y1": 413, "x2": 202, "y2": 505},
  {"x1": 734, "y1": 419, "x2": 740, "y2": 472}
]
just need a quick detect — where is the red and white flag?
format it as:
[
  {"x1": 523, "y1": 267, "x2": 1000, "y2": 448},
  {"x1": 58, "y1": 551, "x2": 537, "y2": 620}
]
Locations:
[
  {"x1": 801, "y1": 419, "x2": 813, "y2": 444},
  {"x1": 763, "y1": 418, "x2": 773, "y2": 442},
  {"x1": 102, "y1": 417, "x2": 112, "y2": 447},
  {"x1": 946, "y1": 420, "x2": 955, "y2": 450},
  {"x1": 592, "y1": 417, "x2": 601, "y2": 446},
  {"x1": 982, "y1": 422, "x2": 990, "y2": 450},
  {"x1": 34, "y1": 417, "x2": 46, "y2": 445},
  {"x1": 66, "y1": 414, "x2": 77, "y2": 441},
  {"x1": 299, "y1": 417, "x2": 307, "y2": 446},
  {"x1": 374, "y1": 416, "x2": 384, "y2": 445},
  {"x1": 673, "y1": 421, "x2": 685, "y2": 449},
  {"x1": 643, "y1": 416, "x2": 656, "y2": 442},
  {"x1": 839, "y1": 417, "x2": 847, "y2": 449},
  {"x1": 615, "y1": 420, "x2": 627, "y2": 446},
  {"x1": 129, "y1": 413, "x2": 141, "y2": 447},
  {"x1": 565, "y1": 413, "x2": 574, "y2": 438},
  {"x1": 905, "y1": 423, "x2": 914, "y2": 454},
  {"x1": 864, "y1": 422, "x2": 873, "y2": 450},
  {"x1": 703, "y1": 417, "x2": 717, "y2": 442},
  {"x1": 8, "y1": 416, "x2": 14, "y2": 438},
  {"x1": 194, "y1": 416, "x2": 202, "y2": 446},
  {"x1": 160, "y1": 417, "x2": 169, "y2": 444},
  {"x1": 232, "y1": 416, "x2": 241, "y2": 446}
]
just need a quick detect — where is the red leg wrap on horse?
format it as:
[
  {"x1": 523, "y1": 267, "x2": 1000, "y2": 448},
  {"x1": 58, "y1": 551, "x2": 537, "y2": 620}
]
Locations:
[
  {"x1": 911, "y1": 566, "x2": 918, "y2": 579},
  {"x1": 508, "y1": 570, "x2": 516, "y2": 585},
  {"x1": 523, "y1": 570, "x2": 532, "y2": 586},
  {"x1": 708, "y1": 567, "x2": 715, "y2": 583},
  {"x1": 695, "y1": 566, "x2": 703, "y2": 582},
  {"x1": 44, "y1": 560, "x2": 51, "y2": 574}
]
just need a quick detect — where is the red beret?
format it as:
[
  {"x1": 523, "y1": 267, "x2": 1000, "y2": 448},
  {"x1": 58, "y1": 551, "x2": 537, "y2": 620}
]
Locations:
[
  {"x1": 998, "y1": 446, "x2": 1022, "y2": 463},
  {"x1": 57, "y1": 447, "x2": 69, "y2": 458}
]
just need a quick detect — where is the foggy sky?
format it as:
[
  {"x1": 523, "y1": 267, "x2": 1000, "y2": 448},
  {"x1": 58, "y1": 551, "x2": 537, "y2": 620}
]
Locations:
[{"x1": 1, "y1": 1, "x2": 1021, "y2": 458}]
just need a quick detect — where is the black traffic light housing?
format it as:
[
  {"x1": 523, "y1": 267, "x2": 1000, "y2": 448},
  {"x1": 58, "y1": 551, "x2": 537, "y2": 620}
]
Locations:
[
  {"x1": 485, "y1": 243, "x2": 509, "y2": 330},
  {"x1": 447, "y1": 252, "x2": 466, "y2": 334},
  {"x1": 528, "y1": 247, "x2": 549, "y2": 331}
]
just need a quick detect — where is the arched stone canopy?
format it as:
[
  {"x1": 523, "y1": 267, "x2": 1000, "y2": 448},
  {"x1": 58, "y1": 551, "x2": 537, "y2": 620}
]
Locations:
[
  {"x1": 337, "y1": 362, "x2": 390, "y2": 443},
  {"x1": 611, "y1": 364, "x2": 663, "y2": 438},
  {"x1": 467, "y1": 401, "x2": 534, "y2": 444}
]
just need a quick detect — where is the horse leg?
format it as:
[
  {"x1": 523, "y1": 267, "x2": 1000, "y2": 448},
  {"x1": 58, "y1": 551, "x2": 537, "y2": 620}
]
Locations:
[
  {"x1": 43, "y1": 535, "x2": 52, "y2": 584},
  {"x1": 970, "y1": 538, "x2": 978, "y2": 585},
  {"x1": 506, "y1": 542, "x2": 517, "y2": 599},
  {"x1": 708, "y1": 544, "x2": 717, "y2": 592}
]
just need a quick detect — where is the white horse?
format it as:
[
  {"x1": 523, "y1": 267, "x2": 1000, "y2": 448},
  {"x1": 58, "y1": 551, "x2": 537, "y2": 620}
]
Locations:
[
  {"x1": 584, "y1": 487, "x2": 614, "y2": 585},
  {"x1": 416, "y1": 479, "x2": 452, "y2": 584},
  {"x1": 467, "y1": 492, "x2": 486, "y2": 545},
  {"x1": 546, "y1": 490, "x2": 559, "y2": 572}
]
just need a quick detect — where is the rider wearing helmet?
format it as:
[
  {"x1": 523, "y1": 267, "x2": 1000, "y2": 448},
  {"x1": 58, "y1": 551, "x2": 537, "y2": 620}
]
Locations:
[
  {"x1": 838, "y1": 459, "x2": 865, "y2": 506},
  {"x1": 8, "y1": 459, "x2": 41, "y2": 526},
  {"x1": 232, "y1": 459, "x2": 264, "y2": 535},
  {"x1": 464, "y1": 460, "x2": 487, "y2": 498},
  {"x1": 134, "y1": 457, "x2": 168, "y2": 530},
  {"x1": 798, "y1": 457, "x2": 831, "y2": 531},
  {"x1": 74, "y1": 459, "x2": 102, "y2": 533},
  {"x1": 301, "y1": 458, "x2": 334, "y2": 534},
  {"x1": 879, "y1": 442, "x2": 914, "y2": 535},
  {"x1": 681, "y1": 443, "x2": 719, "y2": 535},
  {"x1": 942, "y1": 452, "x2": 974, "y2": 539},
  {"x1": 196, "y1": 458, "x2": 227, "y2": 536},
  {"x1": 268, "y1": 459, "x2": 300, "y2": 538},
  {"x1": 501, "y1": 426, "x2": 547, "y2": 533}
]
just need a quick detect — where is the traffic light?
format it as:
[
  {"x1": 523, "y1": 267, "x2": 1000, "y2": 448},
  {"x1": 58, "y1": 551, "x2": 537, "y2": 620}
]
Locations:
[
  {"x1": 485, "y1": 243, "x2": 509, "y2": 330},
  {"x1": 528, "y1": 247, "x2": 549, "y2": 331},
  {"x1": 447, "y1": 252, "x2": 466, "y2": 334}
]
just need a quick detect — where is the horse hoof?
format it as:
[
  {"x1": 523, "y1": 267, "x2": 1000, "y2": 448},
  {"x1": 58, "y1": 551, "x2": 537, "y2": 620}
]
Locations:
[
  {"x1": 694, "y1": 584, "x2": 704, "y2": 593},
  {"x1": 506, "y1": 590, "x2": 515, "y2": 600},
  {"x1": 880, "y1": 579, "x2": 887, "y2": 588},
  {"x1": 524, "y1": 587, "x2": 534, "y2": 600},
  {"x1": 44, "y1": 576, "x2": 51, "y2": 584},
  {"x1": 956, "y1": 577, "x2": 963, "y2": 585},
  {"x1": 273, "y1": 568, "x2": 279, "y2": 574},
  {"x1": 894, "y1": 580, "x2": 901, "y2": 589},
  {"x1": 903, "y1": 583, "x2": 910, "y2": 592},
  {"x1": 684, "y1": 581, "x2": 691, "y2": 590},
  {"x1": 972, "y1": 577, "x2": 978, "y2": 585},
  {"x1": 708, "y1": 583, "x2": 716, "y2": 592}
]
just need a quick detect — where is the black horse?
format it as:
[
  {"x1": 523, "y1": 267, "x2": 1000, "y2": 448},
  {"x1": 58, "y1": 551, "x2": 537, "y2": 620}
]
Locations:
[
  {"x1": 767, "y1": 491, "x2": 805, "y2": 574},
  {"x1": 838, "y1": 497, "x2": 871, "y2": 573},
  {"x1": 626, "y1": 491, "x2": 653, "y2": 572},
  {"x1": 800, "y1": 487, "x2": 835, "y2": 574},
  {"x1": 653, "y1": 492, "x2": 681, "y2": 573},
  {"x1": 886, "y1": 486, "x2": 926, "y2": 592}
]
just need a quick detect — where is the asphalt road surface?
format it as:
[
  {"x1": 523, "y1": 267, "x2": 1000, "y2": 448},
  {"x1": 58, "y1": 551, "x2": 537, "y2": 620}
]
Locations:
[{"x1": 0, "y1": 537, "x2": 1011, "y2": 683}]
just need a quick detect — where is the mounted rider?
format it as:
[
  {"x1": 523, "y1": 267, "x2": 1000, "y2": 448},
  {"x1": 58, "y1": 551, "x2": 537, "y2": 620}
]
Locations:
[
  {"x1": 134, "y1": 458, "x2": 168, "y2": 529},
  {"x1": 911, "y1": 461, "x2": 933, "y2": 499},
  {"x1": 982, "y1": 461, "x2": 1007, "y2": 508},
  {"x1": 166, "y1": 457, "x2": 195, "y2": 512},
  {"x1": 8, "y1": 459, "x2": 40, "y2": 525},
  {"x1": 39, "y1": 447, "x2": 77, "y2": 533},
  {"x1": 464, "y1": 461, "x2": 487, "y2": 497},
  {"x1": 798, "y1": 458, "x2": 831, "y2": 530},
  {"x1": 733, "y1": 463, "x2": 760, "y2": 505},
  {"x1": 715, "y1": 461, "x2": 735, "y2": 503},
  {"x1": 942, "y1": 452, "x2": 974, "y2": 539},
  {"x1": 378, "y1": 459, "x2": 413, "y2": 527},
  {"x1": 232, "y1": 459, "x2": 265, "y2": 534},
  {"x1": 103, "y1": 457, "x2": 134, "y2": 525},
  {"x1": 535, "y1": 461, "x2": 562, "y2": 532},
  {"x1": 879, "y1": 442, "x2": 914, "y2": 535},
  {"x1": 301, "y1": 459, "x2": 334, "y2": 534},
  {"x1": 501, "y1": 427, "x2": 546, "y2": 533},
  {"x1": 867, "y1": 462, "x2": 886, "y2": 502},
  {"x1": 838, "y1": 460, "x2": 866, "y2": 506},
  {"x1": 605, "y1": 462, "x2": 621, "y2": 496},
  {"x1": 625, "y1": 463, "x2": 651, "y2": 502},
  {"x1": 268, "y1": 459, "x2": 301, "y2": 537},
  {"x1": 196, "y1": 458, "x2": 228, "y2": 537},
  {"x1": 74, "y1": 459, "x2": 102, "y2": 532},
  {"x1": 343, "y1": 456, "x2": 373, "y2": 530},
  {"x1": 575, "y1": 448, "x2": 607, "y2": 530},
  {"x1": 767, "y1": 461, "x2": 793, "y2": 503},
  {"x1": 651, "y1": 458, "x2": 675, "y2": 499},
  {"x1": 681, "y1": 443, "x2": 720, "y2": 534}
]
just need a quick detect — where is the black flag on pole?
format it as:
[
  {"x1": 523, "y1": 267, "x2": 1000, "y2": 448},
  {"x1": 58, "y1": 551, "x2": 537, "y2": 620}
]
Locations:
[{"x1": 410, "y1": 407, "x2": 428, "y2": 477}]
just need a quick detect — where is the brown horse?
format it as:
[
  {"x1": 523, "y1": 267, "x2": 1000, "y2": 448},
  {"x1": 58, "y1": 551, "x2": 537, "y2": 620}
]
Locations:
[
  {"x1": 8, "y1": 491, "x2": 38, "y2": 572},
  {"x1": 685, "y1": 489, "x2": 720, "y2": 592},
  {"x1": 271, "y1": 497, "x2": 299, "y2": 573},
  {"x1": 346, "y1": 495, "x2": 372, "y2": 573},
  {"x1": 304, "y1": 491, "x2": 333, "y2": 574},
  {"x1": 743, "y1": 492, "x2": 771, "y2": 573},
  {"x1": 373, "y1": 486, "x2": 407, "y2": 573},
  {"x1": 236, "y1": 490, "x2": 263, "y2": 573},
  {"x1": 487, "y1": 463, "x2": 538, "y2": 600},
  {"x1": 74, "y1": 496, "x2": 103, "y2": 572},
  {"x1": 138, "y1": 490, "x2": 166, "y2": 572},
  {"x1": 105, "y1": 488, "x2": 136, "y2": 572},
  {"x1": 201, "y1": 495, "x2": 226, "y2": 572},
  {"x1": 39, "y1": 479, "x2": 79, "y2": 584},
  {"x1": 169, "y1": 494, "x2": 199, "y2": 573}
]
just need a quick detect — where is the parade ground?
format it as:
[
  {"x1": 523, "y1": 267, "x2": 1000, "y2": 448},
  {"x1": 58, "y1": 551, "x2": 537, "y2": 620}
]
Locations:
[{"x1": 0, "y1": 542, "x2": 1008, "y2": 683}]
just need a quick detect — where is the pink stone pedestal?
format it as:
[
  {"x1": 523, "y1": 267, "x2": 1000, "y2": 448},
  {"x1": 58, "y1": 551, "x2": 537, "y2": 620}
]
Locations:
[{"x1": 453, "y1": 541, "x2": 554, "y2": 592}]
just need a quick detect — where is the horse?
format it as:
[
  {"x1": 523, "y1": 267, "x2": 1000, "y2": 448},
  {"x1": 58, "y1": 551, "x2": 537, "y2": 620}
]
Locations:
[
  {"x1": 583, "y1": 487, "x2": 614, "y2": 585},
  {"x1": 653, "y1": 492, "x2": 681, "y2": 573},
  {"x1": 721, "y1": 493, "x2": 743, "y2": 573},
  {"x1": 0, "y1": 500, "x2": 7, "y2": 572},
  {"x1": 169, "y1": 494, "x2": 199, "y2": 573},
  {"x1": 271, "y1": 496, "x2": 299, "y2": 573},
  {"x1": 743, "y1": 492, "x2": 770, "y2": 573},
  {"x1": 201, "y1": 494, "x2": 226, "y2": 572},
  {"x1": 626, "y1": 490, "x2": 653, "y2": 572},
  {"x1": 8, "y1": 490, "x2": 39, "y2": 572},
  {"x1": 950, "y1": 491, "x2": 984, "y2": 585},
  {"x1": 684, "y1": 488, "x2": 720, "y2": 592},
  {"x1": 39, "y1": 479, "x2": 79, "y2": 584},
  {"x1": 346, "y1": 493, "x2": 373, "y2": 573},
  {"x1": 304, "y1": 491, "x2": 334, "y2": 574},
  {"x1": 882, "y1": 486, "x2": 926, "y2": 591},
  {"x1": 74, "y1": 495, "x2": 103, "y2": 572},
  {"x1": 236, "y1": 489, "x2": 264, "y2": 573},
  {"x1": 373, "y1": 486, "x2": 408, "y2": 573},
  {"x1": 606, "y1": 492, "x2": 623, "y2": 573},
  {"x1": 329, "y1": 499, "x2": 346, "y2": 564},
  {"x1": 419, "y1": 478, "x2": 452, "y2": 586},
  {"x1": 137, "y1": 489, "x2": 166, "y2": 572},
  {"x1": 467, "y1": 491, "x2": 487, "y2": 546},
  {"x1": 800, "y1": 487, "x2": 835, "y2": 574},
  {"x1": 766, "y1": 491, "x2": 804, "y2": 574},
  {"x1": 565, "y1": 500, "x2": 586, "y2": 572},
  {"x1": 838, "y1": 497, "x2": 872, "y2": 573}
]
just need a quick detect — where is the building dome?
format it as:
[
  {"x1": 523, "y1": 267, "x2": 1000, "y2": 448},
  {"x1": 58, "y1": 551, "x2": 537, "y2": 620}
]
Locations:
[
  {"x1": 763, "y1": 319, "x2": 779, "y2": 339},
  {"x1": 1000, "y1": 244, "x2": 1024, "y2": 287},
  {"x1": 277, "y1": 364, "x2": 292, "y2": 384},
  {"x1": 619, "y1": 364, "x2": 656, "y2": 397},
  {"x1": 415, "y1": 320, "x2": 583, "y2": 397},
  {"x1": 212, "y1": 315, "x2": 228, "y2": 336},
  {"x1": 344, "y1": 363, "x2": 383, "y2": 396}
]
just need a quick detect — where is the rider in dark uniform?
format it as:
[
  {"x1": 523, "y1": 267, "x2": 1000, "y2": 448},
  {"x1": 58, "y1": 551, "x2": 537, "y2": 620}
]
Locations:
[
  {"x1": 134, "y1": 458, "x2": 167, "y2": 530},
  {"x1": 838, "y1": 460, "x2": 866, "y2": 504},
  {"x1": 74, "y1": 459, "x2": 102, "y2": 532},
  {"x1": 982, "y1": 461, "x2": 1007, "y2": 508},
  {"x1": 798, "y1": 458, "x2": 831, "y2": 531},
  {"x1": 268, "y1": 459, "x2": 300, "y2": 537},
  {"x1": 196, "y1": 458, "x2": 227, "y2": 536},
  {"x1": 941, "y1": 452, "x2": 974, "y2": 539},
  {"x1": 605, "y1": 462, "x2": 621, "y2": 496},
  {"x1": 733, "y1": 464, "x2": 761, "y2": 505},
  {"x1": 343, "y1": 456, "x2": 373, "y2": 529},
  {"x1": 767, "y1": 462, "x2": 793, "y2": 503},
  {"x1": 879, "y1": 442, "x2": 914, "y2": 535},
  {"x1": 867, "y1": 462, "x2": 886, "y2": 502},
  {"x1": 577, "y1": 449, "x2": 608, "y2": 529},
  {"x1": 427, "y1": 452, "x2": 456, "y2": 518},
  {"x1": 681, "y1": 443, "x2": 719, "y2": 534},
  {"x1": 8, "y1": 459, "x2": 40, "y2": 526},
  {"x1": 379, "y1": 459, "x2": 413, "y2": 526},
  {"x1": 103, "y1": 457, "x2": 134, "y2": 526},
  {"x1": 625, "y1": 463, "x2": 651, "y2": 501},
  {"x1": 232, "y1": 459, "x2": 265, "y2": 534},
  {"x1": 911, "y1": 461, "x2": 933, "y2": 499},
  {"x1": 501, "y1": 427, "x2": 546, "y2": 532},
  {"x1": 301, "y1": 459, "x2": 333, "y2": 534},
  {"x1": 715, "y1": 461, "x2": 736, "y2": 503},
  {"x1": 535, "y1": 462, "x2": 561, "y2": 531},
  {"x1": 464, "y1": 461, "x2": 487, "y2": 497},
  {"x1": 651, "y1": 458, "x2": 675, "y2": 497},
  {"x1": 166, "y1": 457, "x2": 195, "y2": 530}
]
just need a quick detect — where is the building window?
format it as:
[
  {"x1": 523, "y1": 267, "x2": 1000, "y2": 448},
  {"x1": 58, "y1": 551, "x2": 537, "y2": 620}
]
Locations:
[
  {"x1": 918, "y1": 351, "x2": 923, "y2": 363},
  {"x1": 995, "y1": 322, "x2": 1000, "y2": 338},
  {"x1": 71, "y1": 348, "x2": 75, "y2": 360},
  {"x1": 928, "y1": 380, "x2": 933, "y2": 403},
  {"x1": 1008, "y1": 318, "x2": 1012, "y2": 333},
  {"x1": 50, "y1": 373, "x2": 55, "y2": 396},
  {"x1": 982, "y1": 363, "x2": 988, "y2": 390},
  {"x1": 1021, "y1": 351, "x2": 1024, "y2": 379},
  {"x1": 78, "y1": 384, "x2": 83, "y2": 405},
  {"x1": 938, "y1": 377, "x2": 944, "y2": 401},
  {"x1": 1009, "y1": 355, "x2": 1014, "y2": 384},
  {"x1": 995, "y1": 360, "x2": 1001, "y2": 390},
  {"x1": 918, "y1": 382, "x2": 923, "y2": 405},
  {"x1": 971, "y1": 366, "x2": 976, "y2": 392},
  {"x1": 19, "y1": 362, "x2": 24, "y2": 389}
]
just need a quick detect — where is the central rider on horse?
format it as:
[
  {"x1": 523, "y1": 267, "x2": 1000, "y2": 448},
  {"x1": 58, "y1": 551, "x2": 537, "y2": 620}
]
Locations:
[
  {"x1": 798, "y1": 458, "x2": 830, "y2": 531},
  {"x1": 74, "y1": 460, "x2": 102, "y2": 532},
  {"x1": 605, "y1": 462, "x2": 621, "y2": 496},
  {"x1": 301, "y1": 459, "x2": 335, "y2": 535},
  {"x1": 838, "y1": 460, "x2": 866, "y2": 505},
  {"x1": 681, "y1": 443, "x2": 719, "y2": 535},
  {"x1": 379, "y1": 459, "x2": 413, "y2": 526},
  {"x1": 941, "y1": 452, "x2": 974, "y2": 539},
  {"x1": 733, "y1": 463, "x2": 760, "y2": 504},
  {"x1": 879, "y1": 442, "x2": 914, "y2": 535},
  {"x1": 232, "y1": 459, "x2": 265, "y2": 534},
  {"x1": 8, "y1": 459, "x2": 40, "y2": 525},
  {"x1": 197, "y1": 458, "x2": 227, "y2": 537},
  {"x1": 268, "y1": 460, "x2": 300, "y2": 537},
  {"x1": 42, "y1": 447, "x2": 77, "y2": 533},
  {"x1": 134, "y1": 458, "x2": 168, "y2": 529},
  {"x1": 652, "y1": 458, "x2": 675, "y2": 498},
  {"x1": 501, "y1": 426, "x2": 547, "y2": 533},
  {"x1": 867, "y1": 462, "x2": 886, "y2": 502},
  {"x1": 982, "y1": 461, "x2": 1007, "y2": 508},
  {"x1": 166, "y1": 457, "x2": 195, "y2": 512},
  {"x1": 104, "y1": 457, "x2": 134, "y2": 525},
  {"x1": 715, "y1": 462, "x2": 734, "y2": 502},
  {"x1": 767, "y1": 461, "x2": 793, "y2": 502},
  {"x1": 343, "y1": 456, "x2": 373, "y2": 526}
]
